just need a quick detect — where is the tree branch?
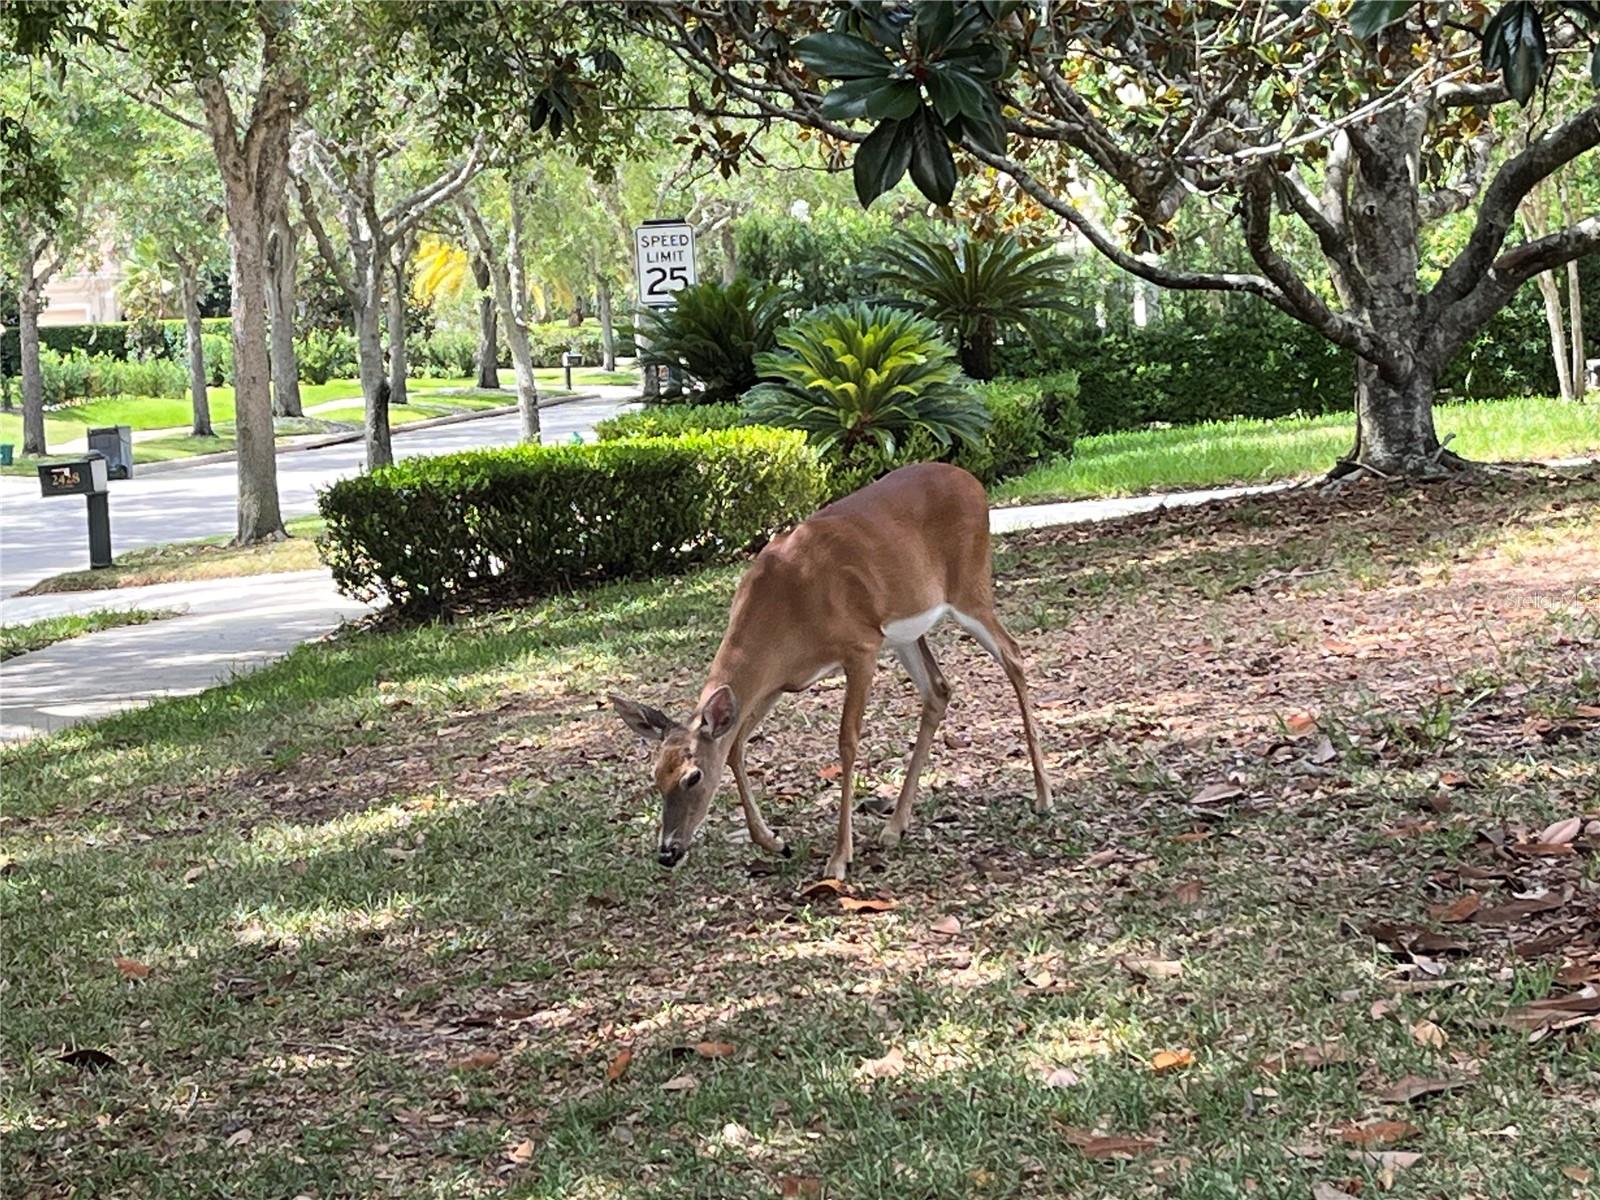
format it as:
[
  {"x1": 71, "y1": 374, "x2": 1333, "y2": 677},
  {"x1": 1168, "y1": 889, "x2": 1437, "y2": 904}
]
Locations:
[
  {"x1": 293, "y1": 175, "x2": 355, "y2": 300},
  {"x1": 1428, "y1": 101, "x2": 1600, "y2": 315},
  {"x1": 383, "y1": 142, "x2": 483, "y2": 243}
]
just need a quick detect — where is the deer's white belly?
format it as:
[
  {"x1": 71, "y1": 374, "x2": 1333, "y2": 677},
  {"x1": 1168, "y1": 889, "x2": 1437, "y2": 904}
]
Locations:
[{"x1": 882, "y1": 604, "x2": 948, "y2": 648}]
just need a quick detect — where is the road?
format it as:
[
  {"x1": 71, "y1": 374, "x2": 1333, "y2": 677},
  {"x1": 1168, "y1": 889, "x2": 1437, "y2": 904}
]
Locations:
[{"x1": 0, "y1": 393, "x2": 632, "y2": 597}]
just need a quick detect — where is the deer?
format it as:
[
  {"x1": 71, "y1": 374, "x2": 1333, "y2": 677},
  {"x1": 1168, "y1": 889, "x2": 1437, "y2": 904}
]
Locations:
[{"x1": 610, "y1": 462, "x2": 1051, "y2": 881}]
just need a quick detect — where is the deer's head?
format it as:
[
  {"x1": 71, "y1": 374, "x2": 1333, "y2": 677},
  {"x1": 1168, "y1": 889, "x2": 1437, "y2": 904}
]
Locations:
[{"x1": 610, "y1": 686, "x2": 738, "y2": 867}]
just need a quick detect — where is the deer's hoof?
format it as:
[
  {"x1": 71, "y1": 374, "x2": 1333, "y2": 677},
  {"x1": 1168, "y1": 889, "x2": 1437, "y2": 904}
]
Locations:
[
  {"x1": 877, "y1": 824, "x2": 904, "y2": 850},
  {"x1": 823, "y1": 855, "x2": 850, "y2": 881}
]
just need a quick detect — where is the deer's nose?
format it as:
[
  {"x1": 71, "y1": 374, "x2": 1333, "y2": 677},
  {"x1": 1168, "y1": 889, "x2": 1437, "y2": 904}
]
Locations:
[{"x1": 657, "y1": 843, "x2": 686, "y2": 868}]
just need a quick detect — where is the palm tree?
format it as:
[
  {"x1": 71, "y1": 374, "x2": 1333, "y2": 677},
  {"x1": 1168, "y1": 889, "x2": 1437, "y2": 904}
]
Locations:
[{"x1": 867, "y1": 231, "x2": 1076, "y2": 379}]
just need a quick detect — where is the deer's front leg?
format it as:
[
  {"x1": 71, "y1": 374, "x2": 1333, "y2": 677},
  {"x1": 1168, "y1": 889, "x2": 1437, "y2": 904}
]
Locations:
[
  {"x1": 825, "y1": 654, "x2": 876, "y2": 880},
  {"x1": 730, "y1": 738, "x2": 787, "y2": 857}
]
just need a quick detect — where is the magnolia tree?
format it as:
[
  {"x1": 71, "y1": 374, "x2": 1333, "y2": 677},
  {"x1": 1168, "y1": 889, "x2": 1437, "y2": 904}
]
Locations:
[{"x1": 635, "y1": 0, "x2": 1600, "y2": 476}]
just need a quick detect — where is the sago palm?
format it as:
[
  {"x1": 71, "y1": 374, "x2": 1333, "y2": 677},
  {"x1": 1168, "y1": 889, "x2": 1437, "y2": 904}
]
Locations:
[
  {"x1": 743, "y1": 303, "x2": 987, "y2": 457},
  {"x1": 867, "y1": 231, "x2": 1075, "y2": 379},
  {"x1": 639, "y1": 278, "x2": 791, "y2": 404}
]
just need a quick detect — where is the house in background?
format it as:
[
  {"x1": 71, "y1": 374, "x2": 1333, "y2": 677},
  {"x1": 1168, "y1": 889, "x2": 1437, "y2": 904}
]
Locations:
[{"x1": 39, "y1": 242, "x2": 124, "y2": 326}]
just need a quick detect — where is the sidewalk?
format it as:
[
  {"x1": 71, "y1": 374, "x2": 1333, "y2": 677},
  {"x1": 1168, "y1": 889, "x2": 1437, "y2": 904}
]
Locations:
[{"x1": 0, "y1": 477, "x2": 1285, "y2": 741}]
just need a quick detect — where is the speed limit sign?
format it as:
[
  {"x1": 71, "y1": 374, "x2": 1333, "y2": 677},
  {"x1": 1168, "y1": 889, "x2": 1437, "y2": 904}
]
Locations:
[{"x1": 634, "y1": 219, "x2": 697, "y2": 307}]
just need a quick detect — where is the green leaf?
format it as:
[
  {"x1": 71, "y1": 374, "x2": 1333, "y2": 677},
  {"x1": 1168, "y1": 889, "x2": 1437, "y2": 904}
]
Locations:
[
  {"x1": 908, "y1": 107, "x2": 957, "y2": 205},
  {"x1": 1592, "y1": 42, "x2": 1600, "y2": 88},
  {"x1": 1483, "y1": 1, "x2": 1548, "y2": 106},
  {"x1": 794, "y1": 31, "x2": 893, "y2": 80},
  {"x1": 863, "y1": 81, "x2": 923, "y2": 120},
  {"x1": 1348, "y1": 0, "x2": 1410, "y2": 40},
  {"x1": 924, "y1": 62, "x2": 991, "y2": 123},
  {"x1": 818, "y1": 77, "x2": 892, "y2": 120},
  {"x1": 947, "y1": 110, "x2": 1006, "y2": 156},
  {"x1": 853, "y1": 118, "x2": 913, "y2": 207}
]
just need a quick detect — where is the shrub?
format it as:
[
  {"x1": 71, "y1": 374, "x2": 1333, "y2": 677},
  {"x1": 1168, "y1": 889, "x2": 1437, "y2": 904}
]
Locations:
[
  {"x1": 410, "y1": 328, "x2": 477, "y2": 378},
  {"x1": 957, "y1": 370, "x2": 1082, "y2": 483},
  {"x1": 0, "y1": 318, "x2": 232, "y2": 376},
  {"x1": 867, "y1": 231, "x2": 1077, "y2": 380},
  {"x1": 736, "y1": 206, "x2": 907, "y2": 308},
  {"x1": 317, "y1": 428, "x2": 825, "y2": 612},
  {"x1": 39, "y1": 349, "x2": 188, "y2": 405},
  {"x1": 296, "y1": 328, "x2": 358, "y2": 385},
  {"x1": 594, "y1": 404, "x2": 747, "y2": 441},
  {"x1": 745, "y1": 303, "x2": 988, "y2": 457},
  {"x1": 200, "y1": 332, "x2": 233, "y2": 386},
  {"x1": 638, "y1": 278, "x2": 791, "y2": 404}
]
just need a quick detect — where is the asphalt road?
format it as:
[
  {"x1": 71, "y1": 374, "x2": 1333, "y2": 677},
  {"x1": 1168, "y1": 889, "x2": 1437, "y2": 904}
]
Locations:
[{"x1": 0, "y1": 394, "x2": 632, "y2": 597}]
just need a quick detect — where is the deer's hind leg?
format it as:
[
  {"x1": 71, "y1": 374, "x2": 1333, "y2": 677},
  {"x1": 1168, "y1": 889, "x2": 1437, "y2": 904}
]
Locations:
[
  {"x1": 880, "y1": 636, "x2": 950, "y2": 848},
  {"x1": 951, "y1": 602, "x2": 1053, "y2": 815}
]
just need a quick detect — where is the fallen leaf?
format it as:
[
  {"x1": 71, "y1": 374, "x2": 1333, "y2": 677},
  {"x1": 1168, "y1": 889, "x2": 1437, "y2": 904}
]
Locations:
[
  {"x1": 182, "y1": 865, "x2": 206, "y2": 885},
  {"x1": 1122, "y1": 957, "x2": 1184, "y2": 980},
  {"x1": 1285, "y1": 711, "x2": 1318, "y2": 736},
  {"x1": 1311, "y1": 1184, "x2": 1358, "y2": 1200},
  {"x1": 1339, "y1": 1119, "x2": 1420, "y2": 1148},
  {"x1": 818, "y1": 763, "x2": 842, "y2": 781},
  {"x1": 778, "y1": 1176, "x2": 823, "y2": 1198},
  {"x1": 1439, "y1": 770, "x2": 1471, "y2": 788},
  {"x1": 448, "y1": 1050, "x2": 499, "y2": 1071},
  {"x1": 58, "y1": 1048, "x2": 119, "y2": 1071},
  {"x1": 1059, "y1": 1125, "x2": 1160, "y2": 1160},
  {"x1": 1428, "y1": 893, "x2": 1481, "y2": 923},
  {"x1": 1171, "y1": 879, "x2": 1205, "y2": 905},
  {"x1": 1561, "y1": 1165, "x2": 1594, "y2": 1184},
  {"x1": 1024, "y1": 966, "x2": 1056, "y2": 989},
  {"x1": 1042, "y1": 1065, "x2": 1082, "y2": 1088},
  {"x1": 854, "y1": 1046, "x2": 905, "y2": 1081},
  {"x1": 661, "y1": 1073, "x2": 699, "y2": 1093},
  {"x1": 1472, "y1": 895, "x2": 1565, "y2": 925},
  {"x1": 1193, "y1": 782, "x2": 1243, "y2": 804},
  {"x1": 798, "y1": 879, "x2": 845, "y2": 899},
  {"x1": 225, "y1": 1128, "x2": 253, "y2": 1148},
  {"x1": 1081, "y1": 848, "x2": 1119, "y2": 869},
  {"x1": 838, "y1": 896, "x2": 897, "y2": 913},
  {"x1": 1348, "y1": 1150, "x2": 1422, "y2": 1171},
  {"x1": 506, "y1": 1138, "x2": 535, "y2": 1164},
  {"x1": 1151, "y1": 1048, "x2": 1194, "y2": 1073},
  {"x1": 1410, "y1": 1019, "x2": 1448, "y2": 1049},
  {"x1": 1257, "y1": 1044, "x2": 1346, "y2": 1073},
  {"x1": 694, "y1": 1041, "x2": 736, "y2": 1058},
  {"x1": 114, "y1": 957, "x2": 152, "y2": 980},
  {"x1": 929, "y1": 914, "x2": 962, "y2": 936},
  {"x1": 1538, "y1": 816, "x2": 1581, "y2": 845},
  {"x1": 606, "y1": 1048, "x2": 633, "y2": 1081},
  {"x1": 1376, "y1": 1074, "x2": 1464, "y2": 1103},
  {"x1": 1172, "y1": 830, "x2": 1212, "y2": 844},
  {"x1": 1308, "y1": 735, "x2": 1339, "y2": 765}
]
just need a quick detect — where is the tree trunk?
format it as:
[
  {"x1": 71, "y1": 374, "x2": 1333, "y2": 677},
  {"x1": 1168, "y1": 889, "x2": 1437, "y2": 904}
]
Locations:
[
  {"x1": 961, "y1": 319, "x2": 996, "y2": 380},
  {"x1": 18, "y1": 271, "x2": 46, "y2": 457},
  {"x1": 1351, "y1": 366, "x2": 1444, "y2": 475},
  {"x1": 459, "y1": 191, "x2": 540, "y2": 440},
  {"x1": 1567, "y1": 258, "x2": 1586, "y2": 399},
  {"x1": 266, "y1": 212, "x2": 303, "y2": 417},
  {"x1": 387, "y1": 247, "x2": 409, "y2": 407},
  {"x1": 472, "y1": 255, "x2": 499, "y2": 389},
  {"x1": 355, "y1": 292, "x2": 393, "y2": 468},
  {"x1": 596, "y1": 272, "x2": 616, "y2": 372},
  {"x1": 720, "y1": 220, "x2": 737, "y2": 285},
  {"x1": 227, "y1": 213, "x2": 287, "y2": 542},
  {"x1": 1535, "y1": 268, "x2": 1575, "y2": 400},
  {"x1": 181, "y1": 266, "x2": 213, "y2": 437}
]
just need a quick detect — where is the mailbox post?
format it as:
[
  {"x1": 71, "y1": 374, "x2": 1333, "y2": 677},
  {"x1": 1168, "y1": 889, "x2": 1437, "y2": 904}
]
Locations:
[
  {"x1": 38, "y1": 453, "x2": 113, "y2": 569},
  {"x1": 561, "y1": 350, "x2": 583, "y2": 390}
]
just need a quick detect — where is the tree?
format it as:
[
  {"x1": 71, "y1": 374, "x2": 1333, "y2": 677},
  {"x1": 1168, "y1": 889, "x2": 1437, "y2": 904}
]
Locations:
[
  {"x1": 114, "y1": 119, "x2": 226, "y2": 436},
  {"x1": 637, "y1": 1, "x2": 1600, "y2": 477},
  {"x1": 458, "y1": 179, "x2": 542, "y2": 441},
  {"x1": 266, "y1": 208, "x2": 303, "y2": 417}
]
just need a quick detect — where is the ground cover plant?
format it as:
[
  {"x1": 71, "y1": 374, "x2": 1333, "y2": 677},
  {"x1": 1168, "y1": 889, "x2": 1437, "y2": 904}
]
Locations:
[
  {"x1": 0, "y1": 608, "x2": 176, "y2": 660},
  {"x1": 3, "y1": 469, "x2": 1596, "y2": 1198}
]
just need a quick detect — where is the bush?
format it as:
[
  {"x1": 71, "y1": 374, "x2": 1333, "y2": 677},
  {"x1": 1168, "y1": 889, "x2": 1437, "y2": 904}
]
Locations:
[
  {"x1": 0, "y1": 318, "x2": 232, "y2": 376},
  {"x1": 956, "y1": 370, "x2": 1082, "y2": 483},
  {"x1": 39, "y1": 349, "x2": 188, "y2": 405},
  {"x1": 745, "y1": 303, "x2": 988, "y2": 456},
  {"x1": 200, "y1": 332, "x2": 233, "y2": 386},
  {"x1": 296, "y1": 328, "x2": 358, "y2": 385},
  {"x1": 594, "y1": 404, "x2": 748, "y2": 441},
  {"x1": 736, "y1": 206, "x2": 907, "y2": 309},
  {"x1": 638, "y1": 279, "x2": 790, "y2": 404},
  {"x1": 410, "y1": 328, "x2": 477, "y2": 378},
  {"x1": 317, "y1": 428, "x2": 825, "y2": 612}
]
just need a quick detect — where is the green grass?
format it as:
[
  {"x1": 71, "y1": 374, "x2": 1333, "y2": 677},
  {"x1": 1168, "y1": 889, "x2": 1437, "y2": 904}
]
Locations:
[
  {"x1": 0, "y1": 608, "x2": 177, "y2": 660},
  {"x1": 994, "y1": 394, "x2": 1600, "y2": 503},
  {"x1": 4, "y1": 471, "x2": 1597, "y2": 1197},
  {"x1": 21, "y1": 515, "x2": 327, "y2": 594}
]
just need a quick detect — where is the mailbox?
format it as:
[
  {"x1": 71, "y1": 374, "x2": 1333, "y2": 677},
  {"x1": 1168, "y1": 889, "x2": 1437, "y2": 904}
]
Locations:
[
  {"x1": 38, "y1": 455, "x2": 109, "y2": 497},
  {"x1": 561, "y1": 349, "x2": 584, "y2": 389},
  {"x1": 87, "y1": 424, "x2": 133, "y2": 479},
  {"x1": 37, "y1": 453, "x2": 113, "y2": 569}
]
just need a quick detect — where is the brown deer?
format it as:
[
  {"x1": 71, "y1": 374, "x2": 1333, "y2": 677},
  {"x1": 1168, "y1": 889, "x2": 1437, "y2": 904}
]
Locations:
[{"x1": 611, "y1": 462, "x2": 1051, "y2": 880}]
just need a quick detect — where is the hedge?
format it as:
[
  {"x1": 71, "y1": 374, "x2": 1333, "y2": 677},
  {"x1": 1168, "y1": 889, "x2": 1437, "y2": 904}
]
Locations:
[
  {"x1": 317, "y1": 428, "x2": 824, "y2": 612},
  {"x1": 594, "y1": 404, "x2": 747, "y2": 441},
  {"x1": 0, "y1": 318, "x2": 232, "y2": 376},
  {"x1": 39, "y1": 349, "x2": 189, "y2": 405}
]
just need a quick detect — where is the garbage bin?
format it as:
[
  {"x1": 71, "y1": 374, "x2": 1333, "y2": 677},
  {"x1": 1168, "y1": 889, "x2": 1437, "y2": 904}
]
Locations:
[
  {"x1": 0, "y1": 443, "x2": 13, "y2": 466},
  {"x1": 86, "y1": 425, "x2": 133, "y2": 480}
]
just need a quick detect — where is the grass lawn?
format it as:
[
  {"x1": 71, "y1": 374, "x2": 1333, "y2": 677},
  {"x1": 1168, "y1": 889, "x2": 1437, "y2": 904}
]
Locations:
[
  {"x1": 4, "y1": 469, "x2": 1597, "y2": 1197},
  {"x1": 0, "y1": 608, "x2": 177, "y2": 661},
  {"x1": 21, "y1": 515, "x2": 327, "y2": 595},
  {"x1": 994, "y1": 394, "x2": 1600, "y2": 504}
]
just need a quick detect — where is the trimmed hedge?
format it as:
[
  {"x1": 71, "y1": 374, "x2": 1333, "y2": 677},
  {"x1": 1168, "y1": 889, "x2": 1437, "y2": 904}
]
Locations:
[
  {"x1": 317, "y1": 428, "x2": 824, "y2": 611},
  {"x1": 0, "y1": 318, "x2": 231, "y2": 376},
  {"x1": 40, "y1": 349, "x2": 188, "y2": 405},
  {"x1": 594, "y1": 404, "x2": 746, "y2": 441}
]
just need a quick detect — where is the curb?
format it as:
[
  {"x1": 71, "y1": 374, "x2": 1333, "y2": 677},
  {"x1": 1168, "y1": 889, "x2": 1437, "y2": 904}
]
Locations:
[{"x1": 130, "y1": 392, "x2": 601, "y2": 477}]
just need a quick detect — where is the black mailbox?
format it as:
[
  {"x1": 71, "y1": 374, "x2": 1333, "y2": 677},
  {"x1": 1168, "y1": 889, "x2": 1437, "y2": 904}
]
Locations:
[
  {"x1": 561, "y1": 350, "x2": 584, "y2": 389},
  {"x1": 87, "y1": 424, "x2": 134, "y2": 479},
  {"x1": 38, "y1": 455, "x2": 110, "y2": 497},
  {"x1": 37, "y1": 453, "x2": 113, "y2": 568}
]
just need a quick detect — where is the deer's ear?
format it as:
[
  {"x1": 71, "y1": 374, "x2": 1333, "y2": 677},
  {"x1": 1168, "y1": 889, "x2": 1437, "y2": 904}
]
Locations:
[
  {"x1": 694, "y1": 685, "x2": 739, "y2": 740},
  {"x1": 609, "y1": 694, "x2": 679, "y2": 741}
]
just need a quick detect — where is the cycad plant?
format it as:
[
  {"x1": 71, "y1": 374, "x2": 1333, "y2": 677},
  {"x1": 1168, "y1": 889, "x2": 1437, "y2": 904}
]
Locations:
[
  {"x1": 743, "y1": 303, "x2": 988, "y2": 458},
  {"x1": 867, "y1": 231, "x2": 1075, "y2": 379},
  {"x1": 638, "y1": 278, "x2": 791, "y2": 404}
]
